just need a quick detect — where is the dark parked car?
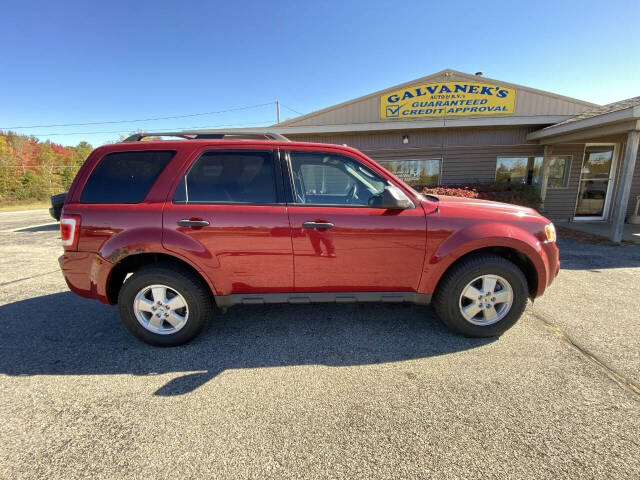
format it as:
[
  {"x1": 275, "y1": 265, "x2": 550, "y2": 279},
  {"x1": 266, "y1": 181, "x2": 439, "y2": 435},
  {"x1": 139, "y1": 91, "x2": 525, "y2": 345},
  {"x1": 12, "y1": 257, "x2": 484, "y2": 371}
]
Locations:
[
  {"x1": 58, "y1": 130, "x2": 560, "y2": 346},
  {"x1": 49, "y1": 192, "x2": 67, "y2": 221}
]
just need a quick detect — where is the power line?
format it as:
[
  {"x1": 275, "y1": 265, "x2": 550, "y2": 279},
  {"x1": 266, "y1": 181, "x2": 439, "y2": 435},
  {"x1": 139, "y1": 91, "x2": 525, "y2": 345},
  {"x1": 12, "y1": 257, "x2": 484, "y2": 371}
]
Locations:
[
  {"x1": 21, "y1": 120, "x2": 275, "y2": 137},
  {"x1": 279, "y1": 103, "x2": 305, "y2": 116},
  {"x1": 0, "y1": 102, "x2": 276, "y2": 130}
]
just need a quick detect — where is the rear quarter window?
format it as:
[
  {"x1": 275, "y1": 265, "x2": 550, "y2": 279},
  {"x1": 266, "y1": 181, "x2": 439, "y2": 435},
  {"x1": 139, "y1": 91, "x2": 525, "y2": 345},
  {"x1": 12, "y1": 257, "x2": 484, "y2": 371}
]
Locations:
[{"x1": 80, "y1": 150, "x2": 174, "y2": 204}]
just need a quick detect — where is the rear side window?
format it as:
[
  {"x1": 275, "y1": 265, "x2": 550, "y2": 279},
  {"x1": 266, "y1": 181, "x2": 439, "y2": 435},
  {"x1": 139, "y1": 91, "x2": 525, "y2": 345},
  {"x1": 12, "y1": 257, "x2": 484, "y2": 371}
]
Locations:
[
  {"x1": 173, "y1": 150, "x2": 276, "y2": 204},
  {"x1": 81, "y1": 150, "x2": 174, "y2": 204}
]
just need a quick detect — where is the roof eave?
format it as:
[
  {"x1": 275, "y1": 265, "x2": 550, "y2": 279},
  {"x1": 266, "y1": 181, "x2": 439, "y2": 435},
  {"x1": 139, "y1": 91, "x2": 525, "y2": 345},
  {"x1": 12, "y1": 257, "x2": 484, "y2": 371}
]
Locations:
[
  {"x1": 272, "y1": 115, "x2": 571, "y2": 135},
  {"x1": 527, "y1": 106, "x2": 640, "y2": 142}
]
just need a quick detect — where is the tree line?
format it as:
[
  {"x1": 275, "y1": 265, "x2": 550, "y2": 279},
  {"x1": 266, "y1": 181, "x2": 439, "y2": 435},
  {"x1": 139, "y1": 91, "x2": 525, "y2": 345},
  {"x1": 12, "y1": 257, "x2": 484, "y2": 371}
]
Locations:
[{"x1": 0, "y1": 131, "x2": 93, "y2": 203}]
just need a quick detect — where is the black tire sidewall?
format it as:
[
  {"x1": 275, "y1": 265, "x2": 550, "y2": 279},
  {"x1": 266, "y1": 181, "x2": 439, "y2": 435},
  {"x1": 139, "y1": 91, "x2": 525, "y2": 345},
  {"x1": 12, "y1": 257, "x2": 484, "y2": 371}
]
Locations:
[
  {"x1": 118, "y1": 268, "x2": 211, "y2": 346},
  {"x1": 436, "y1": 257, "x2": 528, "y2": 337}
]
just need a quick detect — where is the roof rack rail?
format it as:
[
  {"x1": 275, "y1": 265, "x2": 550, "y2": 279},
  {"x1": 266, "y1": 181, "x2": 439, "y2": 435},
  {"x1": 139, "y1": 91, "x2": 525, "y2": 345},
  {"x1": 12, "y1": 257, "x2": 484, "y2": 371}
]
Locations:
[{"x1": 122, "y1": 130, "x2": 290, "y2": 142}]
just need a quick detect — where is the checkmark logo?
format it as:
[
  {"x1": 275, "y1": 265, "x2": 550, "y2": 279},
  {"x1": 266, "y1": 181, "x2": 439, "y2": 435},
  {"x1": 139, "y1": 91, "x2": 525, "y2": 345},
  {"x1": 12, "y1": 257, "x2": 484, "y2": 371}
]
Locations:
[{"x1": 386, "y1": 105, "x2": 400, "y2": 117}]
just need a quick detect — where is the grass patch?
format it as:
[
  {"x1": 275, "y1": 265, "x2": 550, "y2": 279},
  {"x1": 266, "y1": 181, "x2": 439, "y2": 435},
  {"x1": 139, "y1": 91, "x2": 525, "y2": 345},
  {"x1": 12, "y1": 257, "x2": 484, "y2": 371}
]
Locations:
[{"x1": 0, "y1": 201, "x2": 50, "y2": 212}]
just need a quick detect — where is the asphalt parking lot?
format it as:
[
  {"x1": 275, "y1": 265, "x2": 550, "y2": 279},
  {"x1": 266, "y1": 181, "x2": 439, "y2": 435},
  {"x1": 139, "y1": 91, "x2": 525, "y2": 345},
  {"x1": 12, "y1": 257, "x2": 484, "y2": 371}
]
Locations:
[{"x1": 1, "y1": 209, "x2": 639, "y2": 479}]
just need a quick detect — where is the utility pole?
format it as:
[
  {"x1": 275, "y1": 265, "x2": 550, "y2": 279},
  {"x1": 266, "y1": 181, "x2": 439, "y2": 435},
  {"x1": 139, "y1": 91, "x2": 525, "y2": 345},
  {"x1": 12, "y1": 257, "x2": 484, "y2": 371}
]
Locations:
[{"x1": 276, "y1": 100, "x2": 280, "y2": 124}]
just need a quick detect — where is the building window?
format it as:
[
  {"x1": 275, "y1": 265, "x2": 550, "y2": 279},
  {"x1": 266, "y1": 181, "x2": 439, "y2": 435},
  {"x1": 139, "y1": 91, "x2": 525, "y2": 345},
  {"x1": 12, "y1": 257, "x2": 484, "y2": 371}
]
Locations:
[
  {"x1": 496, "y1": 156, "x2": 571, "y2": 188},
  {"x1": 378, "y1": 158, "x2": 441, "y2": 188},
  {"x1": 546, "y1": 156, "x2": 572, "y2": 188}
]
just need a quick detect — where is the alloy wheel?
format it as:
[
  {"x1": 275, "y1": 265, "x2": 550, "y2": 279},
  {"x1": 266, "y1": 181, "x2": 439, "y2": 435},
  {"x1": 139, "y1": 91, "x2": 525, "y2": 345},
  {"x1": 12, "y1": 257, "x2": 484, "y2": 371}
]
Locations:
[
  {"x1": 133, "y1": 284, "x2": 189, "y2": 335},
  {"x1": 458, "y1": 275, "x2": 514, "y2": 326}
]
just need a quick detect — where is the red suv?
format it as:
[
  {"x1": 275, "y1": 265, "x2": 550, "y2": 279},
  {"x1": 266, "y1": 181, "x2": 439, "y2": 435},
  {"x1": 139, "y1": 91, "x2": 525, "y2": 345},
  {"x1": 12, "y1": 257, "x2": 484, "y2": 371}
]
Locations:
[{"x1": 58, "y1": 131, "x2": 559, "y2": 346}]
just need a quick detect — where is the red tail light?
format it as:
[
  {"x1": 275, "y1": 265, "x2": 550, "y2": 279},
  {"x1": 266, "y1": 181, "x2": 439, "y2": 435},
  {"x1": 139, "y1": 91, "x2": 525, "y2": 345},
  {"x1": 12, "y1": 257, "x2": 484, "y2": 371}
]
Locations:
[{"x1": 60, "y1": 214, "x2": 81, "y2": 250}]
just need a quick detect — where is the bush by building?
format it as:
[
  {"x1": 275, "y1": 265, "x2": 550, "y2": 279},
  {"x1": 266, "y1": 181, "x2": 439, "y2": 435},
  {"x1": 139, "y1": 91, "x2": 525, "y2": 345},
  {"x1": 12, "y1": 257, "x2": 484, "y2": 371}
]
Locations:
[{"x1": 423, "y1": 183, "x2": 542, "y2": 210}]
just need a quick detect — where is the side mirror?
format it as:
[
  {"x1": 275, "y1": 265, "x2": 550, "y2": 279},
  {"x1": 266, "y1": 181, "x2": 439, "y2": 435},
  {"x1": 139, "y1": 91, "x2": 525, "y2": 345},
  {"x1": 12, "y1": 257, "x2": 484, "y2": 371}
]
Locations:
[{"x1": 369, "y1": 186, "x2": 414, "y2": 210}]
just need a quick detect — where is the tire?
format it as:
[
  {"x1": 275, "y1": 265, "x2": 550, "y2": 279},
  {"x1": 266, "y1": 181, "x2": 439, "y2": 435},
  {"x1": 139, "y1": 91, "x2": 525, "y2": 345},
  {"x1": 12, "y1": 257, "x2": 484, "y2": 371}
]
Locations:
[
  {"x1": 118, "y1": 264, "x2": 214, "y2": 346},
  {"x1": 433, "y1": 254, "x2": 528, "y2": 337}
]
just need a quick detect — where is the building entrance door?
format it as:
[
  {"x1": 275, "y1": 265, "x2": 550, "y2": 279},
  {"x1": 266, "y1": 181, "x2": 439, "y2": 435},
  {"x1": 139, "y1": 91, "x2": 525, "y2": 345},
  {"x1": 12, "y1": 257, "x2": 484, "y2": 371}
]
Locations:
[{"x1": 574, "y1": 145, "x2": 618, "y2": 220}]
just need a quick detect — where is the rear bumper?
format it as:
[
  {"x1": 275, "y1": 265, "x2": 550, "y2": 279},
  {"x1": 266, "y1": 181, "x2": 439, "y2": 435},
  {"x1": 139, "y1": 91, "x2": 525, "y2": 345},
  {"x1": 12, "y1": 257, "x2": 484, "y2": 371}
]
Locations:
[{"x1": 59, "y1": 252, "x2": 114, "y2": 304}]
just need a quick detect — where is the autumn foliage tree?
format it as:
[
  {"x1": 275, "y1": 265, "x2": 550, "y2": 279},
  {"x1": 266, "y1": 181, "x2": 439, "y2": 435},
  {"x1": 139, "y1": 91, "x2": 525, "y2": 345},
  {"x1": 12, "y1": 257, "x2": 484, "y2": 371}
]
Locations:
[{"x1": 0, "y1": 131, "x2": 93, "y2": 203}]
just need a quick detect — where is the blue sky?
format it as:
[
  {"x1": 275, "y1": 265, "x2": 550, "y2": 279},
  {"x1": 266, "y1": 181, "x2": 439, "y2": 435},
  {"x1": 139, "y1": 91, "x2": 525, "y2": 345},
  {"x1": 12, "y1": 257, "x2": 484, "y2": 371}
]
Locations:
[{"x1": 1, "y1": 0, "x2": 638, "y2": 147}]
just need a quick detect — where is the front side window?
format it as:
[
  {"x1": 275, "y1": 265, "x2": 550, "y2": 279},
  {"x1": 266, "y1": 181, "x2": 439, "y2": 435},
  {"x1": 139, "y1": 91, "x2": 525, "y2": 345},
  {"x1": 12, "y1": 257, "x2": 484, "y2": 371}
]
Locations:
[
  {"x1": 81, "y1": 150, "x2": 174, "y2": 204},
  {"x1": 496, "y1": 156, "x2": 570, "y2": 188},
  {"x1": 289, "y1": 152, "x2": 386, "y2": 206},
  {"x1": 378, "y1": 158, "x2": 441, "y2": 188},
  {"x1": 174, "y1": 150, "x2": 276, "y2": 204}
]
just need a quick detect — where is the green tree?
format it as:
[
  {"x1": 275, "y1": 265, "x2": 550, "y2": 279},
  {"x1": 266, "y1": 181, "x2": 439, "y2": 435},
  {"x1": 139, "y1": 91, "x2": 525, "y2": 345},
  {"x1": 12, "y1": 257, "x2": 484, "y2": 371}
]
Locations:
[
  {"x1": 61, "y1": 166, "x2": 78, "y2": 190},
  {"x1": 0, "y1": 135, "x2": 21, "y2": 201},
  {"x1": 74, "y1": 141, "x2": 93, "y2": 163},
  {"x1": 14, "y1": 171, "x2": 39, "y2": 200},
  {"x1": 36, "y1": 142, "x2": 63, "y2": 198}
]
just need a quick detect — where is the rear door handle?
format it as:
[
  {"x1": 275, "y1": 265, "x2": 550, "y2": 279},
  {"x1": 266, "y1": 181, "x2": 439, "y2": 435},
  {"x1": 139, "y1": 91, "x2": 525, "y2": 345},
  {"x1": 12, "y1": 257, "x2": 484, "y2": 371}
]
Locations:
[
  {"x1": 302, "y1": 221, "x2": 334, "y2": 230},
  {"x1": 177, "y1": 219, "x2": 210, "y2": 227}
]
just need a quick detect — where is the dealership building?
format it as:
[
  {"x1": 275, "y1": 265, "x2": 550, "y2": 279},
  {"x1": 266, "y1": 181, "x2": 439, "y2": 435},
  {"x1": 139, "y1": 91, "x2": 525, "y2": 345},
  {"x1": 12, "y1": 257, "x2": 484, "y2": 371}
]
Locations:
[{"x1": 269, "y1": 69, "x2": 640, "y2": 242}]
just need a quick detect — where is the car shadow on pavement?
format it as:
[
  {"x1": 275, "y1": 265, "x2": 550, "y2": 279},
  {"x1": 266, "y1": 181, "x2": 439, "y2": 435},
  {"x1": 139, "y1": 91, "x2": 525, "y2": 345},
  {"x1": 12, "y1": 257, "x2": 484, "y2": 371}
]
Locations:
[
  {"x1": 12, "y1": 223, "x2": 59, "y2": 233},
  {"x1": 0, "y1": 292, "x2": 495, "y2": 396}
]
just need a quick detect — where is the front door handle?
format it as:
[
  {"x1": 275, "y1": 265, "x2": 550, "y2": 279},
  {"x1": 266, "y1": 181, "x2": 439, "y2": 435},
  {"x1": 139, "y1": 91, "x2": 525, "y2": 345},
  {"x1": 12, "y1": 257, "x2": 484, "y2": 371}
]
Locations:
[
  {"x1": 177, "y1": 219, "x2": 210, "y2": 227},
  {"x1": 302, "y1": 221, "x2": 335, "y2": 230}
]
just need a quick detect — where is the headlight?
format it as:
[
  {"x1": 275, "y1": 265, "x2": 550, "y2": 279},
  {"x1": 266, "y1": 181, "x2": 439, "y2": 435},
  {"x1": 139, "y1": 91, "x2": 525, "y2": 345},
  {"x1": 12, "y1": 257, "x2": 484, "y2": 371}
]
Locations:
[{"x1": 544, "y1": 223, "x2": 556, "y2": 243}]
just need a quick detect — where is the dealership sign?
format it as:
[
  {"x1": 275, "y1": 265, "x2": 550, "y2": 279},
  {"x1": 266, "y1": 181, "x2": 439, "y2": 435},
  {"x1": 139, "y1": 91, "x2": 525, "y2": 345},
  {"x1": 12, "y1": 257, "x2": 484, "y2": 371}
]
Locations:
[{"x1": 380, "y1": 81, "x2": 516, "y2": 120}]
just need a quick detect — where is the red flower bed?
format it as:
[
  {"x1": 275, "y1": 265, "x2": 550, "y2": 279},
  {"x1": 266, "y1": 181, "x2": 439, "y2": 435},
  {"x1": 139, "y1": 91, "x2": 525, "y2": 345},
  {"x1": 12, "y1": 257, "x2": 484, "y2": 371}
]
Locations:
[
  {"x1": 423, "y1": 183, "x2": 541, "y2": 210},
  {"x1": 421, "y1": 186, "x2": 479, "y2": 198}
]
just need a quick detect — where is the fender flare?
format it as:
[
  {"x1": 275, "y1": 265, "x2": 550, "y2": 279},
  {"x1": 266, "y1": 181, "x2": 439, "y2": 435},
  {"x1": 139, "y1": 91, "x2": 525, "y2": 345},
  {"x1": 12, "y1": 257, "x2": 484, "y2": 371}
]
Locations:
[
  {"x1": 98, "y1": 227, "x2": 219, "y2": 299},
  {"x1": 420, "y1": 222, "x2": 549, "y2": 296}
]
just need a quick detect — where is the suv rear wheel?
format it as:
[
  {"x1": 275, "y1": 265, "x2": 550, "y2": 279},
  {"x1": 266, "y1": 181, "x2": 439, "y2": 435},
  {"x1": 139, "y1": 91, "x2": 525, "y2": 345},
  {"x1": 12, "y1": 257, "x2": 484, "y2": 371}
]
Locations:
[
  {"x1": 433, "y1": 254, "x2": 528, "y2": 337},
  {"x1": 118, "y1": 265, "x2": 213, "y2": 346}
]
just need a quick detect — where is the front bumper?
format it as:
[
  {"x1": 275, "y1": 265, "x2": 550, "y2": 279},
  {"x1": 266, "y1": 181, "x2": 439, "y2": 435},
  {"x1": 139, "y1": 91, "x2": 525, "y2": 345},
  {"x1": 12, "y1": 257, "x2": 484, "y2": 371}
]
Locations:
[
  {"x1": 539, "y1": 240, "x2": 560, "y2": 294},
  {"x1": 59, "y1": 251, "x2": 114, "y2": 304}
]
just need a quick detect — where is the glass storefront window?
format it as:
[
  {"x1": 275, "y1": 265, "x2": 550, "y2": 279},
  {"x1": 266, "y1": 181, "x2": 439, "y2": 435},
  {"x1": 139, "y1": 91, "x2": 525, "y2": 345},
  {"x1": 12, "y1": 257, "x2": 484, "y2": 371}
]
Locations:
[
  {"x1": 378, "y1": 159, "x2": 441, "y2": 188},
  {"x1": 496, "y1": 157, "x2": 532, "y2": 184},
  {"x1": 496, "y1": 156, "x2": 570, "y2": 188}
]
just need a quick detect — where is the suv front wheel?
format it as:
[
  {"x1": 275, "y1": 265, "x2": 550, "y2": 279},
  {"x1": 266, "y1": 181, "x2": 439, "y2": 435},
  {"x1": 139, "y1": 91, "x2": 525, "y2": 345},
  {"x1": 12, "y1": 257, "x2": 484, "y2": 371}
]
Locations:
[
  {"x1": 118, "y1": 264, "x2": 214, "y2": 346},
  {"x1": 433, "y1": 254, "x2": 528, "y2": 337}
]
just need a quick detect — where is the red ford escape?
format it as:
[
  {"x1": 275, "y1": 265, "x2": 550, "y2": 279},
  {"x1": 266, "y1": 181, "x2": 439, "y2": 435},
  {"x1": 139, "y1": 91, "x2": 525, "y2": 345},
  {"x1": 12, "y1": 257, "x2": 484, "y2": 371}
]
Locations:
[{"x1": 58, "y1": 131, "x2": 560, "y2": 346}]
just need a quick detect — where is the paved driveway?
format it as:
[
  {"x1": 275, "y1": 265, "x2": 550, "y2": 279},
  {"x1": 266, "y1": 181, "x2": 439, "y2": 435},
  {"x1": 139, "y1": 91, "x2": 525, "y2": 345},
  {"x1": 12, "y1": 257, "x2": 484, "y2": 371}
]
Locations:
[
  {"x1": 0, "y1": 210, "x2": 638, "y2": 479},
  {"x1": 530, "y1": 240, "x2": 640, "y2": 387}
]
